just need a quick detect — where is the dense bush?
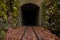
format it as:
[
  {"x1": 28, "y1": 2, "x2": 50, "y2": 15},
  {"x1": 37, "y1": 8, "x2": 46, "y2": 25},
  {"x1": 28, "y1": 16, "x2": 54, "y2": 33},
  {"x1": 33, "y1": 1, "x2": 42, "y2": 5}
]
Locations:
[
  {"x1": 0, "y1": 0, "x2": 19, "y2": 39},
  {"x1": 42, "y1": 0, "x2": 60, "y2": 37}
]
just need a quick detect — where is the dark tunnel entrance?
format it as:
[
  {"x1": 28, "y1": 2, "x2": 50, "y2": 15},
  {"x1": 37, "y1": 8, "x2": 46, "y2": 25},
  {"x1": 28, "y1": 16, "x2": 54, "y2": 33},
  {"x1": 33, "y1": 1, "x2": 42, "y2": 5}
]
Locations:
[{"x1": 21, "y1": 3, "x2": 39, "y2": 26}]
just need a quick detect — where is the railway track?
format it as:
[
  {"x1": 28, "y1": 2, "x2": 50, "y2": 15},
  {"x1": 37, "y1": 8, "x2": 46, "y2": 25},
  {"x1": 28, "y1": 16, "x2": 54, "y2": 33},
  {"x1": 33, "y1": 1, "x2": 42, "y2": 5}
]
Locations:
[{"x1": 4, "y1": 26, "x2": 60, "y2": 40}]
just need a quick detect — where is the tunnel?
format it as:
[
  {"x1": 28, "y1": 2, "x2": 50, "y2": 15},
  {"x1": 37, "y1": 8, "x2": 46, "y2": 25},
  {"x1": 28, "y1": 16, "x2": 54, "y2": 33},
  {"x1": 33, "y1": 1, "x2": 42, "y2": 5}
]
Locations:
[{"x1": 21, "y1": 3, "x2": 39, "y2": 26}]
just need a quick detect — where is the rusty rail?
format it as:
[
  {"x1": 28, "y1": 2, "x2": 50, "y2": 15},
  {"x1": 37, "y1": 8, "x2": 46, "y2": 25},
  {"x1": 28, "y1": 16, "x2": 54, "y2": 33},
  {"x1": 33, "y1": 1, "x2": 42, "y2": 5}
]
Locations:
[
  {"x1": 32, "y1": 26, "x2": 40, "y2": 40},
  {"x1": 20, "y1": 26, "x2": 27, "y2": 40}
]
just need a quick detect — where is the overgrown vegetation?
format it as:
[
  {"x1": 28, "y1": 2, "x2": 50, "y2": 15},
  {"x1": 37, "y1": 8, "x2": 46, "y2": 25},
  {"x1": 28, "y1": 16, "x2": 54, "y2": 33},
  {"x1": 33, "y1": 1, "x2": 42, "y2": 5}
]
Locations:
[
  {"x1": 42, "y1": 0, "x2": 60, "y2": 37},
  {"x1": 0, "y1": 0, "x2": 19, "y2": 39}
]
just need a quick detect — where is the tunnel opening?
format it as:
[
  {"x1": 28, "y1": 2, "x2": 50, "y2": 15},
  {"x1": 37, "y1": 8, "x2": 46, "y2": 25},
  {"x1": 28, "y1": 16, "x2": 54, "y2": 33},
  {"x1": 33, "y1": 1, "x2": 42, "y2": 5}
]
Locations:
[{"x1": 21, "y1": 3, "x2": 39, "y2": 26}]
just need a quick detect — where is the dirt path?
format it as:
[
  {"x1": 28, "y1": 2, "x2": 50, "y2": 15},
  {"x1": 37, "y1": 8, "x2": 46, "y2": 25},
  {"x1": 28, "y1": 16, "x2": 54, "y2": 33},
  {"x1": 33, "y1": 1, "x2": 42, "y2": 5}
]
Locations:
[{"x1": 4, "y1": 26, "x2": 60, "y2": 40}]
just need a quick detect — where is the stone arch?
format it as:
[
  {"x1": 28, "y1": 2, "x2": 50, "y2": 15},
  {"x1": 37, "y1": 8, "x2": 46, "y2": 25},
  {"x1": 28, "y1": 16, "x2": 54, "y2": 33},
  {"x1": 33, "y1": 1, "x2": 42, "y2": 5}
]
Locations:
[
  {"x1": 21, "y1": 3, "x2": 40, "y2": 26},
  {"x1": 19, "y1": 0, "x2": 44, "y2": 26}
]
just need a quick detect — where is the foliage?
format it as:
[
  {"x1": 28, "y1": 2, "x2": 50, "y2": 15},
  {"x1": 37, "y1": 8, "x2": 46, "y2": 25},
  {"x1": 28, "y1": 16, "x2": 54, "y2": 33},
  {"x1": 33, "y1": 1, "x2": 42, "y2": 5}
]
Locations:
[
  {"x1": 42, "y1": 0, "x2": 60, "y2": 37},
  {"x1": 0, "y1": 0, "x2": 20, "y2": 39},
  {"x1": 0, "y1": 30, "x2": 6, "y2": 40}
]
